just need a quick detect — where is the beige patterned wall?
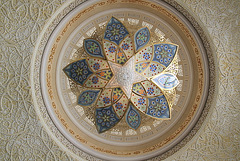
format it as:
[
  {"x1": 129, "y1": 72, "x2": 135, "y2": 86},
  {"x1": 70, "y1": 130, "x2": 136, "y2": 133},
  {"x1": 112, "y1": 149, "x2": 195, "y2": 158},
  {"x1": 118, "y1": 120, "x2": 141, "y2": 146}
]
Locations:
[
  {"x1": 170, "y1": 0, "x2": 240, "y2": 160},
  {"x1": 0, "y1": 0, "x2": 239, "y2": 160}
]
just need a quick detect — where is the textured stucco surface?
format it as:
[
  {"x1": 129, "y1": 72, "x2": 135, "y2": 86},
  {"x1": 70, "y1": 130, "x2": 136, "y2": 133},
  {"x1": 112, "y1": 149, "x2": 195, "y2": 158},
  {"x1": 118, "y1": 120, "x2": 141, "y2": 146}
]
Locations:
[{"x1": 0, "y1": 0, "x2": 239, "y2": 160}]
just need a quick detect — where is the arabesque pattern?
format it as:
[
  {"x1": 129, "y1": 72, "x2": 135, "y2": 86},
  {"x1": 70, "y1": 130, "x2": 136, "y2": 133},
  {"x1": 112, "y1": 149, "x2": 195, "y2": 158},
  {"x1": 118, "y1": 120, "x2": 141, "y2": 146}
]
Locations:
[
  {"x1": 63, "y1": 17, "x2": 179, "y2": 133},
  {"x1": 1, "y1": 0, "x2": 238, "y2": 160}
]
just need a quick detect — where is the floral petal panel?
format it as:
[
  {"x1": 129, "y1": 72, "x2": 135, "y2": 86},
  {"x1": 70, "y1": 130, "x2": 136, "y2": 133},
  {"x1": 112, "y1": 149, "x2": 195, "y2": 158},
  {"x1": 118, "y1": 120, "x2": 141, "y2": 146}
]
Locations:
[
  {"x1": 63, "y1": 58, "x2": 112, "y2": 88},
  {"x1": 95, "y1": 106, "x2": 120, "y2": 133},
  {"x1": 131, "y1": 80, "x2": 170, "y2": 119},
  {"x1": 126, "y1": 103, "x2": 141, "y2": 130},
  {"x1": 134, "y1": 27, "x2": 150, "y2": 51},
  {"x1": 63, "y1": 59, "x2": 93, "y2": 85},
  {"x1": 153, "y1": 44, "x2": 178, "y2": 67},
  {"x1": 120, "y1": 35, "x2": 134, "y2": 59},
  {"x1": 63, "y1": 17, "x2": 179, "y2": 133},
  {"x1": 104, "y1": 17, "x2": 129, "y2": 45},
  {"x1": 95, "y1": 87, "x2": 127, "y2": 132},
  {"x1": 152, "y1": 73, "x2": 179, "y2": 90},
  {"x1": 84, "y1": 39, "x2": 105, "y2": 58},
  {"x1": 78, "y1": 89, "x2": 100, "y2": 107}
]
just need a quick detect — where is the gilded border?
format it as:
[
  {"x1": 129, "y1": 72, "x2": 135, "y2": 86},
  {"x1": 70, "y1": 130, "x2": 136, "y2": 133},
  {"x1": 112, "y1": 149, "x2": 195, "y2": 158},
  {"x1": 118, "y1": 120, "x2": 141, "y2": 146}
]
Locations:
[{"x1": 31, "y1": 0, "x2": 216, "y2": 160}]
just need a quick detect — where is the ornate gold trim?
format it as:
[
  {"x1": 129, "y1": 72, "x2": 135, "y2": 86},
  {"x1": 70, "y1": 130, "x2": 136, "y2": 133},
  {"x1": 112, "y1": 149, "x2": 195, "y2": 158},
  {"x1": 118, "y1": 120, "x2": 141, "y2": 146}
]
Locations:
[{"x1": 30, "y1": 0, "x2": 216, "y2": 160}]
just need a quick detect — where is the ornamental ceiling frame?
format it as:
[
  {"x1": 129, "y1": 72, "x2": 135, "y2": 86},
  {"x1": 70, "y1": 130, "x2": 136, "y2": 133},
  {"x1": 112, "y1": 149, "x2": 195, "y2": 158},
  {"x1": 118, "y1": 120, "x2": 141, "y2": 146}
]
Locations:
[{"x1": 30, "y1": 0, "x2": 217, "y2": 160}]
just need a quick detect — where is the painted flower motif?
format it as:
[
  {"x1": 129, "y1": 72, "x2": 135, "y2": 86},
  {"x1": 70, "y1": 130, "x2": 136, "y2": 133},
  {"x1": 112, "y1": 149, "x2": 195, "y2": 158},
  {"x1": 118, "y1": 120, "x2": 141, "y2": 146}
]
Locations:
[
  {"x1": 63, "y1": 17, "x2": 179, "y2": 133},
  {"x1": 126, "y1": 103, "x2": 141, "y2": 129},
  {"x1": 147, "y1": 87, "x2": 154, "y2": 95},
  {"x1": 92, "y1": 76, "x2": 99, "y2": 84},
  {"x1": 104, "y1": 18, "x2": 129, "y2": 45},
  {"x1": 143, "y1": 52, "x2": 150, "y2": 60},
  {"x1": 150, "y1": 64, "x2": 157, "y2": 72},
  {"x1": 108, "y1": 46, "x2": 116, "y2": 53},
  {"x1": 138, "y1": 98, "x2": 145, "y2": 105},
  {"x1": 115, "y1": 102, "x2": 123, "y2": 110},
  {"x1": 86, "y1": 42, "x2": 100, "y2": 54},
  {"x1": 93, "y1": 63, "x2": 100, "y2": 70},
  {"x1": 122, "y1": 43, "x2": 129, "y2": 50},
  {"x1": 103, "y1": 97, "x2": 111, "y2": 104}
]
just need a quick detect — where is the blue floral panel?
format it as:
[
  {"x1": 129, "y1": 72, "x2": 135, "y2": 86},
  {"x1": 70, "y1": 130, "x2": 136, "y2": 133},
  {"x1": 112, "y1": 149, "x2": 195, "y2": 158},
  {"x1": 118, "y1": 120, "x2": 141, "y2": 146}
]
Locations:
[
  {"x1": 146, "y1": 95, "x2": 170, "y2": 119},
  {"x1": 62, "y1": 16, "x2": 179, "y2": 133},
  {"x1": 84, "y1": 39, "x2": 105, "y2": 58},
  {"x1": 63, "y1": 59, "x2": 93, "y2": 85},
  {"x1": 126, "y1": 104, "x2": 141, "y2": 130},
  {"x1": 96, "y1": 106, "x2": 120, "y2": 133},
  {"x1": 134, "y1": 27, "x2": 150, "y2": 51},
  {"x1": 104, "y1": 17, "x2": 129, "y2": 45},
  {"x1": 152, "y1": 44, "x2": 178, "y2": 67},
  {"x1": 152, "y1": 73, "x2": 179, "y2": 90},
  {"x1": 78, "y1": 90, "x2": 100, "y2": 106}
]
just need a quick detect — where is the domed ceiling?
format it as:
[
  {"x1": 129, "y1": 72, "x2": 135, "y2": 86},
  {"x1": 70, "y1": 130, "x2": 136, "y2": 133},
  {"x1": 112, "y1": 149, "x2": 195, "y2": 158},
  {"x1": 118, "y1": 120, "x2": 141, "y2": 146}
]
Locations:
[
  {"x1": 31, "y1": 0, "x2": 214, "y2": 160},
  {"x1": 19, "y1": 0, "x2": 238, "y2": 160}
]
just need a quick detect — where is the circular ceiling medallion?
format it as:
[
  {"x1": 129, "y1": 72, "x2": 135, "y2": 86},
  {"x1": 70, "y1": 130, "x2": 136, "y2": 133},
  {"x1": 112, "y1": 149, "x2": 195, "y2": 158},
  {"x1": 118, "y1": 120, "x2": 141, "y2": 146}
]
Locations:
[{"x1": 31, "y1": 0, "x2": 216, "y2": 160}]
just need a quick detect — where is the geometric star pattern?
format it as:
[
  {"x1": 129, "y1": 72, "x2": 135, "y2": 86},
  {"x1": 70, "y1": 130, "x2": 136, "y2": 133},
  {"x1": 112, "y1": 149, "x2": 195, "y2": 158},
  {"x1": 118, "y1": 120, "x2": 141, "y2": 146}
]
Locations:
[{"x1": 63, "y1": 17, "x2": 179, "y2": 133}]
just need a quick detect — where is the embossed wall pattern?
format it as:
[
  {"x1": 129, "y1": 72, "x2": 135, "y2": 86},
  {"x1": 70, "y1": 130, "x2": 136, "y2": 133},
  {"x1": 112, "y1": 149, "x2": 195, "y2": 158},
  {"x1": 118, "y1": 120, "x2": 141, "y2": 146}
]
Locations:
[{"x1": 0, "y1": 0, "x2": 239, "y2": 160}]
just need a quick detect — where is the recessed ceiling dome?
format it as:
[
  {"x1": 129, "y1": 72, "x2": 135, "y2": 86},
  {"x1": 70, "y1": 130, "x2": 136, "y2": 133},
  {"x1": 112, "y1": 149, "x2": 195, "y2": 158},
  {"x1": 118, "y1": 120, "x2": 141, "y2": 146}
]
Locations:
[
  {"x1": 63, "y1": 17, "x2": 179, "y2": 133},
  {"x1": 31, "y1": 0, "x2": 215, "y2": 160}
]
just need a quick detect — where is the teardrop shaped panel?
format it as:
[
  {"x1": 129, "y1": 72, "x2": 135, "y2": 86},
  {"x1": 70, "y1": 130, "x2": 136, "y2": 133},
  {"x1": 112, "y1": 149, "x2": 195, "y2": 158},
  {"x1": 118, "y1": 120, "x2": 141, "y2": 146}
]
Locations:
[
  {"x1": 96, "y1": 88, "x2": 112, "y2": 108},
  {"x1": 152, "y1": 73, "x2": 179, "y2": 90},
  {"x1": 95, "y1": 106, "x2": 120, "y2": 133},
  {"x1": 134, "y1": 27, "x2": 150, "y2": 51},
  {"x1": 126, "y1": 103, "x2": 141, "y2": 130},
  {"x1": 112, "y1": 94, "x2": 128, "y2": 118},
  {"x1": 84, "y1": 39, "x2": 105, "y2": 58},
  {"x1": 78, "y1": 89, "x2": 100, "y2": 106}
]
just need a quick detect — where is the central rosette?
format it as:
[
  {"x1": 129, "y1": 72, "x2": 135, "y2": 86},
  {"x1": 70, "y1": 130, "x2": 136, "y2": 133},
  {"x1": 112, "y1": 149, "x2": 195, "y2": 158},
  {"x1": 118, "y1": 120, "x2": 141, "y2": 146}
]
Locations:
[{"x1": 63, "y1": 17, "x2": 179, "y2": 133}]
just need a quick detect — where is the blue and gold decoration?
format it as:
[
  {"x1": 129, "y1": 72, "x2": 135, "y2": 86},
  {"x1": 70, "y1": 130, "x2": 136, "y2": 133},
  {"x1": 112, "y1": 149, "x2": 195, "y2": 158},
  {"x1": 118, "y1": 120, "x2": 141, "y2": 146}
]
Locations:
[
  {"x1": 134, "y1": 27, "x2": 150, "y2": 51},
  {"x1": 126, "y1": 104, "x2": 141, "y2": 130},
  {"x1": 63, "y1": 59, "x2": 93, "y2": 85},
  {"x1": 146, "y1": 95, "x2": 169, "y2": 118},
  {"x1": 153, "y1": 44, "x2": 177, "y2": 67},
  {"x1": 96, "y1": 106, "x2": 120, "y2": 133},
  {"x1": 152, "y1": 73, "x2": 179, "y2": 90},
  {"x1": 63, "y1": 17, "x2": 179, "y2": 133},
  {"x1": 104, "y1": 17, "x2": 129, "y2": 45},
  {"x1": 84, "y1": 39, "x2": 105, "y2": 58},
  {"x1": 78, "y1": 89, "x2": 100, "y2": 106}
]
